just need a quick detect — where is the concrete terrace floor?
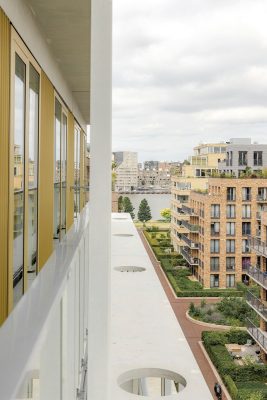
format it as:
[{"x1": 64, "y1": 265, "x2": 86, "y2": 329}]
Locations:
[{"x1": 139, "y1": 230, "x2": 228, "y2": 400}]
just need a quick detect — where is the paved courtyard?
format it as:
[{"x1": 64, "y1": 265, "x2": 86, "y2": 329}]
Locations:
[{"x1": 139, "y1": 230, "x2": 228, "y2": 400}]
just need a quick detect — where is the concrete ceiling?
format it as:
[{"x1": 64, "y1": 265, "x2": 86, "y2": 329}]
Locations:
[{"x1": 26, "y1": 0, "x2": 91, "y2": 123}]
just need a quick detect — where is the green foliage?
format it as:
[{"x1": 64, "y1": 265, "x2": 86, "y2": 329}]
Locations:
[
  {"x1": 224, "y1": 375, "x2": 238, "y2": 400},
  {"x1": 123, "y1": 196, "x2": 135, "y2": 219},
  {"x1": 200, "y1": 299, "x2": 206, "y2": 308},
  {"x1": 236, "y1": 382, "x2": 267, "y2": 400},
  {"x1": 217, "y1": 297, "x2": 259, "y2": 327},
  {"x1": 160, "y1": 208, "x2": 171, "y2": 222},
  {"x1": 236, "y1": 282, "x2": 260, "y2": 297},
  {"x1": 138, "y1": 198, "x2": 152, "y2": 222},
  {"x1": 189, "y1": 302, "x2": 195, "y2": 314},
  {"x1": 118, "y1": 195, "x2": 124, "y2": 212}
]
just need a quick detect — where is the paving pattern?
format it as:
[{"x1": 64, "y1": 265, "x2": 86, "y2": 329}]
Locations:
[{"x1": 139, "y1": 230, "x2": 228, "y2": 400}]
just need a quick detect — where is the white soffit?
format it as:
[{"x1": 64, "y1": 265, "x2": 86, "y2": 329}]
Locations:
[{"x1": 26, "y1": 0, "x2": 91, "y2": 124}]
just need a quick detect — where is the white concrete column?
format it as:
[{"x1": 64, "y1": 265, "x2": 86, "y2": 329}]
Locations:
[{"x1": 88, "y1": 0, "x2": 112, "y2": 399}]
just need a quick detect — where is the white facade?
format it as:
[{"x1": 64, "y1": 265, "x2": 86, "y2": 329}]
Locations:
[{"x1": 114, "y1": 151, "x2": 138, "y2": 192}]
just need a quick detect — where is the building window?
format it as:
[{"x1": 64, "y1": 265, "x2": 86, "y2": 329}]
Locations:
[
  {"x1": 226, "y1": 204, "x2": 236, "y2": 218},
  {"x1": 211, "y1": 204, "x2": 220, "y2": 218},
  {"x1": 242, "y1": 204, "x2": 251, "y2": 219},
  {"x1": 227, "y1": 187, "x2": 236, "y2": 201},
  {"x1": 12, "y1": 34, "x2": 41, "y2": 306},
  {"x1": 226, "y1": 239, "x2": 235, "y2": 253},
  {"x1": 210, "y1": 239, "x2": 220, "y2": 253},
  {"x1": 226, "y1": 222, "x2": 235, "y2": 236},
  {"x1": 226, "y1": 274, "x2": 235, "y2": 288},
  {"x1": 210, "y1": 257, "x2": 219, "y2": 272},
  {"x1": 226, "y1": 257, "x2": 235, "y2": 271},
  {"x1": 242, "y1": 239, "x2": 250, "y2": 253},
  {"x1": 258, "y1": 188, "x2": 267, "y2": 201},
  {"x1": 210, "y1": 274, "x2": 219, "y2": 288},
  {"x1": 254, "y1": 151, "x2": 263, "y2": 166},
  {"x1": 54, "y1": 97, "x2": 68, "y2": 240},
  {"x1": 242, "y1": 257, "x2": 251, "y2": 271},
  {"x1": 242, "y1": 187, "x2": 251, "y2": 201},
  {"x1": 242, "y1": 222, "x2": 251, "y2": 236},
  {"x1": 238, "y1": 151, "x2": 248, "y2": 166},
  {"x1": 211, "y1": 222, "x2": 220, "y2": 236}
]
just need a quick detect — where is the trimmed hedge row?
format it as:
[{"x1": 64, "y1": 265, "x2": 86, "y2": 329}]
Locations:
[{"x1": 202, "y1": 331, "x2": 267, "y2": 400}]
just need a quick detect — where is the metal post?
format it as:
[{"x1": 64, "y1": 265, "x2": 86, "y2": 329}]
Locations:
[{"x1": 88, "y1": 0, "x2": 112, "y2": 399}]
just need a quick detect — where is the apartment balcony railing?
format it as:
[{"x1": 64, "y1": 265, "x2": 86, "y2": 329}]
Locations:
[
  {"x1": 181, "y1": 248, "x2": 199, "y2": 265},
  {"x1": 247, "y1": 318, "x2": 267, "y2": 354},
  {"x1": 181, "y1": 204, "x2": 193, "y2": 215},
  {"x1": 180, "y1": 234, "x2": 199, "y2": 249},
  {"x1": 0, "y1": 206, "x2": 90, "y2": 400},
  {"x1": 246, "y1": 291, "x2": 267, "y2": 321},
  {"x1": 181, "y1": 220, "x2": 199, "y2": 232},
  {"x1": 257, "y1": 195, "x2": 267, "y2": 202},
  {"x1": 244, "y1": 264, "x2": 267, "y2": 290},
  {"x1": 256, "y1": 229, "x2": 262, "y2": 238},
  {"x1": 256, "y1": 212, "x2": 262, "y2": 220},
  {"x1": 248, "y1": 235, "x2": 267, "y2": 257}
]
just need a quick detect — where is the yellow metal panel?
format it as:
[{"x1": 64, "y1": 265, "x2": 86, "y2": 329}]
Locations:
[
  {"x1": 66, "y1": 112, "x2": 74, "y2": 230},
  {"x1": 38, "y1": 72, "x2": 54, "y2": 269},
  {"x1": 0, "y1": 9, "x2": 10, "y2": 324}
]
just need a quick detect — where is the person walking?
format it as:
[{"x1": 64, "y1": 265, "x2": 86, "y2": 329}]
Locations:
[{"x1": 214, "y1": 382, "x2": 222, "y2": 399}]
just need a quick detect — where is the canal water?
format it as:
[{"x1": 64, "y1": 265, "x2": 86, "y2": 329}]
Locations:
[{"x1": 125, "y1": 193, "x2": 171, "y2": 220}]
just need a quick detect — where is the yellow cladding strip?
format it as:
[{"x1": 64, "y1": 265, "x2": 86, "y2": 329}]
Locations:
[
  {"x1": 0, "y1": 9, "x2": 10, "y2": 324},
  {"x1": 66, "y1": 112, "x2": 74, "y2": 230},
  {"x1": 38, "y1": 72, "x2": 54, "y2": 270}
]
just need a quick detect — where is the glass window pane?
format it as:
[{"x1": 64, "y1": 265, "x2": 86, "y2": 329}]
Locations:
[
  {"x1": 13, "y1": 54, "x2": 26, "y2": 304},
  {"x1": 54, "y1": 99, "x2": 62, "y2": 239},
  {"x1": 27, "y1": 65, "x2": 39, "y2": 286},
  {"x1": 61, "y1": 113, "x2": 67, "y2": 231}
]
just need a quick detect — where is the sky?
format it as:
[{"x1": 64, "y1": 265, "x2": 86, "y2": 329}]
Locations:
[{"x1": 112, "y1": 0, "x2": 267, "y2": 162}]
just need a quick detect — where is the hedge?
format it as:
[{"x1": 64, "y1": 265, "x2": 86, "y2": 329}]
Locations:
[{"x1": 224, "y1": 375, "x2": 238, "y2": 400}]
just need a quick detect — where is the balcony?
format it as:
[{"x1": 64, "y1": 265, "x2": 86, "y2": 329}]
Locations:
[
  {"x1": 180, "y1": 234, "x2": 199, "y2": 249},
  {"x1": 247, "y1": 318, "x2": 267, "y2": 354},
  {"x1": 246, "y1": 291, "x2": 267, "y2": 321},
  {"x1": 0, "y1": 208, "x2": 212, "y2": 399},
  {"x1": 244, "y1": 264, "x2": 267, "y2": 290},
  {"x1": 248, "y1": 235, "x2": 267, "y2": 257},
  {"x1": 181, "y1": 248, "x2": 199, "y2": 265},
  {"x1": 181, "y1": 220, "x2": 199, "y2": 232},
  {"x1": 182, "y1": 204, "x2": 193, "y2": 215}
]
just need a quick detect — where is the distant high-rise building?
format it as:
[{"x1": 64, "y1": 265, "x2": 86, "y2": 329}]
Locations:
[{"x1": 114, "y1": 151, "x2": 138, "y2": 192}]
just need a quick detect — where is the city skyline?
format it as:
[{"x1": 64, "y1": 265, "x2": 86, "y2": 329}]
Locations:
[{"x1": 113, "y1": 0, "x2": 267, "y2": 161}]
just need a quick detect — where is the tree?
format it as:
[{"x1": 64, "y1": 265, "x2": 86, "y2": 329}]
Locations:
[
  {"x1": 118, "y1": 196, "x2": 124, "y2": 212},
  {"x1": 160, "y1": 208, "x2": 171, "y2": 222},
  {"x1": 138, "y1": 198, "x2": 152, "y2": 222},
  {"x1": 123, "y1": 197, "x2": 135, "y2": 219}
]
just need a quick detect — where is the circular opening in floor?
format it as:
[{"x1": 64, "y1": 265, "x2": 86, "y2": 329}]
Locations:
[
  {"x1": 113, "y1": 233, "x2": 134, "y2": 237},
  {"x1": 118, "y1": 368, "x2": 186, "y2": 397},
  {"x1": 114, "y1": 266, "x2": 146, "y2": 272}
]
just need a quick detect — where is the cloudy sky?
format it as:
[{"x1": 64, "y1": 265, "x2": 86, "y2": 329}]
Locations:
[{"x1": 112, "y1": 0, "x2": 267, "y2": 162}]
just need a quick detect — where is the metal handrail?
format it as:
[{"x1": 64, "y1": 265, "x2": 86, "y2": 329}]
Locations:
[
  {"x1": 181, "y1": 220, "x2": 199, "y2": 232},
  {"x1": 244, "y1": 264, "x2": 267, "y2": 289},
  {"x1": 181, "y1": 248, "x2": 199, "y2": 265},
  {"x1": 248, "y1": 235, "x2": 267, "y2": 257},
  {"x1": 246, "y1": 291, "x2": 267, "y2": 320},
  {"x1": 247, "y1": 318, "x2": 267, "y2": 352}
]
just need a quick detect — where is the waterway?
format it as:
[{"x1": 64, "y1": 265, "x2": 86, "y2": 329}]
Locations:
[{"x1": 125, "y1": 193, "x2": 171, "y2": 220}]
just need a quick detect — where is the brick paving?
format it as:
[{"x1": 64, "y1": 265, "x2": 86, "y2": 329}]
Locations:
[{"x1": 139, "y1": 230, "x2": 228, "y2": 400}]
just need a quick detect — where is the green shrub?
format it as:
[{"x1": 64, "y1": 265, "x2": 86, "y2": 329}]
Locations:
[
  {"x1": 224, "y1": 375, "x2": 238, "y2": 400},
  {"x1": 236, "y1": 382, "x2": 267, "y2": 400},
  {"x1": 200, "y1": 299, "x2": 206, "y2": 308}
]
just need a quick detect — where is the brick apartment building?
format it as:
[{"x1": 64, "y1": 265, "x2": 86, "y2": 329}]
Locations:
[{"x1": 172, "y1": 178, "x2": 267, "y2": 288}]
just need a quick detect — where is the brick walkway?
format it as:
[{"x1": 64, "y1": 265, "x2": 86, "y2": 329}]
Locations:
[{"x1": 139, "y1": 230, "x2": 227, "y2": 400}]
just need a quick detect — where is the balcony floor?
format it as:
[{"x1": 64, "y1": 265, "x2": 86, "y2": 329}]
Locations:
[{"x1": 111, "y1": 214, "x2": 212, "y2": 399}]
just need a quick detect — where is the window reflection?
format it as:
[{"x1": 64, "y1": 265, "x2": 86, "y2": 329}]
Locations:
[
  {"x1": 28, "y1": 64, "x2": 39, "y2": 287},
  {"x1": 54, "y1": 99, "x2": 61, "y2": 239},
  {"x1": 13, "y1": 54, "x2": 26, "y2": 305},
  {"x1": 74, "y1": 127, "x2": 80, "y2": 216},
  {"x1": 61, "y1": 113, "x2": 67, "y2": 234}
]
